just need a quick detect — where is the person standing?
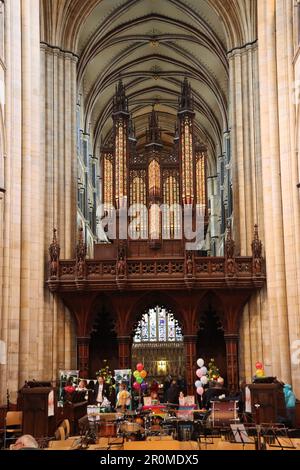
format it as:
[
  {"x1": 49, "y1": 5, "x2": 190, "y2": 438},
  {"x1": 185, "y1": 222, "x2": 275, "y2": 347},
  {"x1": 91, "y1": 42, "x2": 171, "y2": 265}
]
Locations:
[
  {"x1": 94, "y1": 375, "x2": 109, "y2": 405},
  {"x1": 166, "y1": 380, "x2": 179, "y2": 405},
  {"x1": 116, "y1": 383, "x2": 131, "y2": 410}
]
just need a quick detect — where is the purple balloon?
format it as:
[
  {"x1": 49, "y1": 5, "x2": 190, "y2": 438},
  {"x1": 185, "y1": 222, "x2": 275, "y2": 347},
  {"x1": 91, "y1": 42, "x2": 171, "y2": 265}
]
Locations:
[{"x1": 141, "y1": 382, "x2": 148, "y2": 392}]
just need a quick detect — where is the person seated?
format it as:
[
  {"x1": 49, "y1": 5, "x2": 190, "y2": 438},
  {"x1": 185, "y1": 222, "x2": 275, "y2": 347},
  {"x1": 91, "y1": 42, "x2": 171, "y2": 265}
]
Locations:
[
  {"x1": 116, "y1": 382, "x2": 131, "y2": 411},
  {"x1": 179, "y1": 391, "x2": 185, "y2": 407},
  {"x1": 150, "y1": 380, "x2": 159, "y2": 394},
  {"x1": 62, "y1": 378, "x2": 76, "y2": 402},
  {"x1": 64, "y1": 378, "x2": 76, "y2": 394},
  {"x1": 76, "y1": 379, "x2": 87, "y2": 391},
  {"x1": 150, "y1": 391, "x2": 160, "y2": 405},
  {"x1": 203, "y1": 378, "x2": 228, "y2": 409},
  {"x1": 10, "y1": 435, "x2": 39, "y2": 450}
]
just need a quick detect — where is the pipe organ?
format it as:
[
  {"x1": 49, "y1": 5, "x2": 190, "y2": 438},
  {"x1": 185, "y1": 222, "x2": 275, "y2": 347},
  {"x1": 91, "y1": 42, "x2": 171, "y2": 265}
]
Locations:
[{"x1": 101, "y1": 78, "x2": 208, "y2": 244}]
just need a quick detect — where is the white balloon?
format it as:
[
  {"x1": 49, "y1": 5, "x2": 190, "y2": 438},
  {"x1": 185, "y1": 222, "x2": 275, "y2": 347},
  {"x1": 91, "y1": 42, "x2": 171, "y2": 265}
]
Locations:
[
  {"x1": 200, "y1": 376, "x2": 208, "y2": 385},
  {"x1": 195, "y1": 380, "x2": 202, "y2": 388},
  {"x1": 197, "y1": 358, "x2": 204, "y2": 368},
  {"x1": 200, "y1": 366, "x2": 207, "y2": 375}
]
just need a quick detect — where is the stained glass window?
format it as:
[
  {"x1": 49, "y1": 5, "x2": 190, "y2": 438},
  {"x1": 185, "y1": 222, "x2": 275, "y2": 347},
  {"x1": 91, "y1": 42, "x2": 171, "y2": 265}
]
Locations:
[{"x1": 133, "y1": 306, "x2": 183, "y2": 343}]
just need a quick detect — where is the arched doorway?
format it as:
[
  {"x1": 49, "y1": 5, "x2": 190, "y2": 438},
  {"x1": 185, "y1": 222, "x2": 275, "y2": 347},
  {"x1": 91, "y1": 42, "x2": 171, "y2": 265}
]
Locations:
[
  {"x1": 132, "y1": 305, "x2": 184, "y2": 383},
  {"x1": 89, "y1": 305, "x2": 118, "y2": 376},
  {"x1": 197, "y1": 309, "x2": 227, "y2": 384}
]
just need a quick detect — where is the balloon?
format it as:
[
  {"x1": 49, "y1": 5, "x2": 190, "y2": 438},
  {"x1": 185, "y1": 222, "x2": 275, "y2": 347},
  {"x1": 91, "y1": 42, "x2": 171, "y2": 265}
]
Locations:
[
  {"x1": 256, "y1": 369, "x2": 265, "y2": 377},
  {"x1": 255, "y1": 362, "x2": 263, "y2": 370},
  {"x1": 196, "y1": 369, "x2": 203, "y2": 378},
  {"x1": 141, "y1": 382, "x2": 148, "y2": 392},
  {"x1": 136, "y1": 363, "x2": 144, "y2": 372},
  {"x1": 140, "y1": 370, "x2": 147, "y2": 379},
  {"x1": 200, "y1": 366, "x2": 208, "y2": 375},
  {"x1": 133, "y1": 370, "x2": 140, "y2": 378},
  {"x1": 136, "y1": 376, "x2": 143, "y2": 384},
  {"x1": 133, "y1": 382, "x2": 141, "y2": 391},
  {"x1": 196, "y1": 386, "x2": 204, "y2": 396},
  {"x1": 195, "y1": 380, "x2": 202, "y2": 388},
  {"x1": 197, "y1": 358, "x2": 204, "y2": 368},
  {"x1": 200, "y1": 376, "x2": 208, "y2": 385}
]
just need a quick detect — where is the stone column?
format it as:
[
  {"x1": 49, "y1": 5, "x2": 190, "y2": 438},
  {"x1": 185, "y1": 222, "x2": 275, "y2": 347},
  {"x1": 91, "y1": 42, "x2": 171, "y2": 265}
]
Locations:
[
  {"x1": 184, "y1": 335, "x2": 197, "y2": 396},
  {"x1": 0, "y1": 0, "x2": 46, "y2": 402},
  {"x1": 224, "y1": 334, "x2": 239, "y2": 392},
  {"x1": 77, "y1": 337, "x2": 90, "y2": 379},
  {"x1": 274, "y1": 0, "x2": 300, "y2": 397},
  {"x1": 257, "y1": 0, "x2": 293, "y2": 386},
  {"x1": 228, "y1": 41, "x2": 269, "y2": 386},
  {"x1": 228, "y1": 43, "x2": 263, "y2": 255},
  {"x1": 40, "y1": 43, "x2": 78, "y2": 382},
  {"x1": 117, "y1": 336, "x2": 132, "y2": 370}
]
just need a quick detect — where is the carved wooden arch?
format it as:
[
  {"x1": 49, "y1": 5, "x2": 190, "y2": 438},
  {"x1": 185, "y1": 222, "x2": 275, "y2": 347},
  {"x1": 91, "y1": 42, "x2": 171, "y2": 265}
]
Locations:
[
  {"x1": 196, "y1": 291, "x2": 225, "y2": 334},
  {"x1": 60, "y1": 292, "x2": 98, "y2": 337},
  {"x1": 212, "y1": 289, "x2": 253, "y2": 335},
  {"x1": 86, "y1": 293, "x2": 119, "y2": 338}
]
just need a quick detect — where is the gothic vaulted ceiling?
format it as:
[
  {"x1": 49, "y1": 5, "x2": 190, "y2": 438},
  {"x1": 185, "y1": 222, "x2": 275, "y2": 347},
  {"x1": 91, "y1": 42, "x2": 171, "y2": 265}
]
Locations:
[{"x1": 40, "y1": 0, "x2": 257, "y2": 162}]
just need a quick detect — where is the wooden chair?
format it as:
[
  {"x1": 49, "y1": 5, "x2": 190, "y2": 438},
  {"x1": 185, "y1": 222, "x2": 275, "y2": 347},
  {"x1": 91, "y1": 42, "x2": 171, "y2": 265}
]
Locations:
[
  {"x1": 54, "y1": 426, "x2": 66, "y2": 441},
  {"x1": 3, "y1": 411, "x2": 23, "y2": 448},
  {"x1": 61, "y1": 419, "x2": 70, "y2": 438}
]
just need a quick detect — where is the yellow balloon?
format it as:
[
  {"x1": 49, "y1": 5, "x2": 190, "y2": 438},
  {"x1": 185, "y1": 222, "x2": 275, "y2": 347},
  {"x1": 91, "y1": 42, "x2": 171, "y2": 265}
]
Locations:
[
  {"x1": 140, "y1": 370, "x2": 147, "y2": 379},
  {"x1": 256, "y1": 369, "x2": 265, "y2": 377}
]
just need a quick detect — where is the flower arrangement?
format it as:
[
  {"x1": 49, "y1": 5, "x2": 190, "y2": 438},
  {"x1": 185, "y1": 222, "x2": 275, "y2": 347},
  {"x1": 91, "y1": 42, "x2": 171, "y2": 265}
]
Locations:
[
  {"x1": 207, "y1": 358, "x2": 220, "y2": 381},
  {"x1": 95, "y1": 360, "x2": 113, "y2": 383}
]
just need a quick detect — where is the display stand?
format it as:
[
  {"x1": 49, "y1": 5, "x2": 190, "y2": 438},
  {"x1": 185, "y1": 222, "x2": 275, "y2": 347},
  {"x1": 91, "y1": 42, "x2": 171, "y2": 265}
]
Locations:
[
  {"x1": 230, "y1": 424, "x2": 252, "y2": 449},
  {"x1": 260, "y1": 423, "x2": 295, "y2": 450},
  {"x1": 20, "y1": 387, "x2": 57, "y2": 438},
  {"x1": 248, "y1": 383, "x2": 286, "y2": 424}
]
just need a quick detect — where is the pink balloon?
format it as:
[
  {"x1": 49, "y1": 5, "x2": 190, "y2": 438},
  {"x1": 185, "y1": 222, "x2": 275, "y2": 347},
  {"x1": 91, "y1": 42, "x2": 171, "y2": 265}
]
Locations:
[
  {"x1": 196, "y1": 368, "x2": 203, "y2": 378},
  {"x1": 136, "y1": 363, "x2": 144, "y2": 372},
  {"x1": 133, "y1": 382, "x2": 141, "y2": 391},
  {"x1": 197, "y1": 386, "x2": 204, "y2": 396}
]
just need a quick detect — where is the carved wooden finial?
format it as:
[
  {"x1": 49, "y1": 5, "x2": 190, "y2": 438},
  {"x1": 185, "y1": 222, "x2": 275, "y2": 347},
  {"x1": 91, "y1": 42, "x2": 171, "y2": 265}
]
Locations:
[
  {"x1": 49, "y1": 228, "x2": 60, "y2": 278},
  {"x1": 225, "y1": 221, "x2": 235, "y2": 259},
  {"x1": 252, "y1": 224, "x2": 263, "y2": 275},
  {"x1": 76, "y1": 224, "x2": 87, "y2": 261},
  {"x1": 76, "y1": 224, "x2": 87, "y2": 279}
]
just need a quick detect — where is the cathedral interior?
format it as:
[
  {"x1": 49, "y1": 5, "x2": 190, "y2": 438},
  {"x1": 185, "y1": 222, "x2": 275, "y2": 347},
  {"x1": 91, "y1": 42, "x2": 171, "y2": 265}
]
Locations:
[{"x1": 0, "y1": 0, "x2": 300, "y2": 449}]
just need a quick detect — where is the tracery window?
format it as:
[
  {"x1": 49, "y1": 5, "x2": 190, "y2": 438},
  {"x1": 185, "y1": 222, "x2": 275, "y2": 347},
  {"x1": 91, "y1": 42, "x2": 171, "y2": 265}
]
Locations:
[{"x1": 133, "y1": 306, "x2": 183, "y2": 343}]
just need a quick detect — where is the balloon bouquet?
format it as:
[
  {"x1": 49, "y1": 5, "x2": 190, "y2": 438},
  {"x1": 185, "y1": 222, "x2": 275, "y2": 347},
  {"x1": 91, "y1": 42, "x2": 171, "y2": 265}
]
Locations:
[
  {"x1": 255, "y1": 361, "x2": 265, "y2": 378},
  {"x1": 195, "y1": 358, "x2": 208, "y2": 409},
  {"x1": 133, "y1": 363, "x2": 148, "y2": 406}
]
